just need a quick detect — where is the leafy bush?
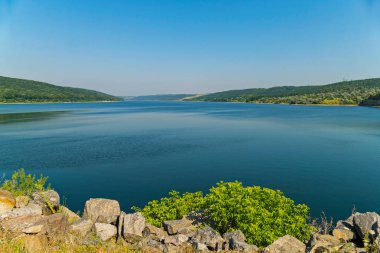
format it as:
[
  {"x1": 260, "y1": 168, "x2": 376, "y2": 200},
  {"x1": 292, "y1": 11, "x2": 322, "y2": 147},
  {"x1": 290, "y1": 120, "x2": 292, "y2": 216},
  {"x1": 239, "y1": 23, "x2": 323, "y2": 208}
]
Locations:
[
  {"x1": 1, "y1": 168, "x2": 51, "y2": 197},
  {"x1": 135, "y1": 181, "x2": 314, "y2": 247}
]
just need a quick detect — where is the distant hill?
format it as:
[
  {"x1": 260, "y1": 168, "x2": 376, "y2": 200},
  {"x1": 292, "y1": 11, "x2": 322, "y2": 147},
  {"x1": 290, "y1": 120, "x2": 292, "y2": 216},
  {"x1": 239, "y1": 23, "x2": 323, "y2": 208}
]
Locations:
[
  {"x1": 186, "y1": 78, "x2": 380, "y2": 105},
  {"x1": 0, "y1": 76, "x2": 121, "y2": 103},
  {"x1": 127, "y1": 94, "x2": 196, "y2": 101}
]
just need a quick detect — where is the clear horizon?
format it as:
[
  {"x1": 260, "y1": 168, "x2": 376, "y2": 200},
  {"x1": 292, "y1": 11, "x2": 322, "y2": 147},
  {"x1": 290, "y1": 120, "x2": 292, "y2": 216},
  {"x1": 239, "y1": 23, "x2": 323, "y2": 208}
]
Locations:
[{"x1": 1, "y1": 0, "x2": 380, "y2": 96}]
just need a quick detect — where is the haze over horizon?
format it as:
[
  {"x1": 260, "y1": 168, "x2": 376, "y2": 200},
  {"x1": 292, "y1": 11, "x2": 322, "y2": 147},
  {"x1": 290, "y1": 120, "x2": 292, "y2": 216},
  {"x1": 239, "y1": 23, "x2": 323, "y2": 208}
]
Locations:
[{"x1": 1, "y1": 0, "x2": 380, "y2": 96}]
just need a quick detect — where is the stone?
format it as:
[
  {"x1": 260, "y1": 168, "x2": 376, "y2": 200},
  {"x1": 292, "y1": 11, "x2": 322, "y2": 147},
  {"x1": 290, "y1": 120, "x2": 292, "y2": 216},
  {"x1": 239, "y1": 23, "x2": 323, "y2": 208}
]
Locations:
[
  {"x1": 69, "y1": 218, "x2": 94, "y2": 237},
  {"x1": 22, "y1": 224, "x2": 44, "y2": 234},
  {"x1": 191, "y1": 226, "x2": 225, "y2": 251},
  {"x1": 308, "y1": 234, "x2": 342, "y2": 253},
  {"x1": 15, "y1": 196, "x2": 30, "y2": 208},
  {"x1": 36, "y1": 213, "x2": 69, "y2": 241},
  {"x1": 61, "y1": 206, "x2": 80, "y2": 224},
  {"x1": 0, "y1": 189, "x2": 15, "y2": 214},
  {"x1": 164, "y1": 234, "x2": 189, "y2": 246},
  {"x1": 143, "y1": 223, "x2": 167, "y2": 241},
  {"x1": 121, "y1": 212, "x2": 146, "y2": 242},
  {"x1": 83, "y1": 198, "x2": 120, "y2": 224},
  {"x1": 223, "y1": 230, "x2": 246, "y2": 242},
  {"x1": 177, "y1": 226, "x2": 196, "y2": 237},
  {"x1": 264, "y1": 235, "x2": 306, "y2": 253},
  {"x1": 32, "y1": 190, "x2": 60, "y2": 215},
  {"x1": 0, "y1": 215, "x2": 46, "y2": 237},
  {"x1": 94, "y1": 223, "x2": 117, "y2": 241},
  {"x1": 163, "y1": 217, "x2": 193, "y2": 235},
  {"x1": 333, "y1": 228, "x2": 355, "y2": 242},
  {"x1": 229, "y1": 238, "x2": 259, "y2": 252},
  {"x1": 19, "y1": 235, "x2": 48, "y2": 253},
  {"x1": 0, "y1": 202, "x2": 42, "y2": 221},
  {"x1": 192, "y1": 241, "x2": 209, "y2": 251},
  {"x1": 353, "y1": 212, "x2": 380, "y2": 239}
]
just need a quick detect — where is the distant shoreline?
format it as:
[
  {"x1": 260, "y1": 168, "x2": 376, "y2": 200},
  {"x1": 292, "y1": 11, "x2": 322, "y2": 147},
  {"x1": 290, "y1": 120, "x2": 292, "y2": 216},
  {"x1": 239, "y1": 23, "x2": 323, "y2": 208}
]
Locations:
[{"x1": 0, "y1": 100, "x2": 122, "y2": 105}]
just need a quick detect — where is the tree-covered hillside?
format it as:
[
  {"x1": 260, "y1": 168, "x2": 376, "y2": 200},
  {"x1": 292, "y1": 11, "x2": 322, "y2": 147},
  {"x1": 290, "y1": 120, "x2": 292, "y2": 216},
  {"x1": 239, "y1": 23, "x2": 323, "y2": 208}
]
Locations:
[
  {"x1": 187, "y1": 78, "x2": 380, "y2": 105},
  {"x1": 127, "y1": 94, "x2": 196, "y2": 101},
  {"x1": 0, "y1": 76, "x2": 121, "y2": 103}
]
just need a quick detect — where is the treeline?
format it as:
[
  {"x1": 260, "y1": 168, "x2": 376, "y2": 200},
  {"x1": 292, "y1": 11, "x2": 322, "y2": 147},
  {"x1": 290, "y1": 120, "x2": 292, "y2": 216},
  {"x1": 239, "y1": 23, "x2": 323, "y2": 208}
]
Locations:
[
  {"x1": 187, "y1": 78, "x2": 380, "y2": 105},
  {"x1": 0, "y1": 76, "x2": 121, "y2": 103}
]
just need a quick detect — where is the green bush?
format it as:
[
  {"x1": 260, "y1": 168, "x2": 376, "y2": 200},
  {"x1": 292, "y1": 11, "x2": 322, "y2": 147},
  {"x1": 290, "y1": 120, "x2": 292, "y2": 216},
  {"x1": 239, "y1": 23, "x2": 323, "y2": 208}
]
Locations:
[
  {"x1": 135, "y1": 181, "x2": 314, "y2": 247},
  {"x1": 1, "y1": 168, "x2": 51, "y2": 197}
]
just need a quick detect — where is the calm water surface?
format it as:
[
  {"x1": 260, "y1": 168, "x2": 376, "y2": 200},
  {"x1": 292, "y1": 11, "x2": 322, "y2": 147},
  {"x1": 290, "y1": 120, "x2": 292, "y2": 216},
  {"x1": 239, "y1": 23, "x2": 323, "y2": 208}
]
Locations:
[{"x1": 1, "y1": 101, "x2": 380, "y2": 220}]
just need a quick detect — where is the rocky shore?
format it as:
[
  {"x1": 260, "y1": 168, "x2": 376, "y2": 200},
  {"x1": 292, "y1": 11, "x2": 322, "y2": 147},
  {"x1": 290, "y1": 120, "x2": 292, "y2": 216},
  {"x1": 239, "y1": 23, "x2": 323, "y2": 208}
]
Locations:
[{"x1": 0, "y1": 189, "x2": 378, "y2": 252}]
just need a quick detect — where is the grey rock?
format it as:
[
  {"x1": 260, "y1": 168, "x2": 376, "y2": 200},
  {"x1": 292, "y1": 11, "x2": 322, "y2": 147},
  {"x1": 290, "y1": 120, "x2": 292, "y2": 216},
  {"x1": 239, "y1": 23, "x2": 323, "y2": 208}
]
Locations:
[
  {"x1": 177, "y1": 226, "x2": 196, "y2": 237},
  {"x1": 143, "y1": 223, "x2": 167, "y2": 241},
  {"x1": 192, "y1": 226, "x2": 224, "y2": 251},
  {"x1": 223, "y1": 230, "x2": 246, "y2": 242},
  {"x1": 83, "y1": 198, "x2": 120, "y2": 224},
  {"x1": 121, "y1": 212, "x2": 146, "y2": 242},
  {"x1": 229, "y1": 238, "x2": 259, "y2": 252},
  {"x1": 61, "y1": 206, "x2": 80, "y2": 224},
  {"x1": 94, "y1": 223, "x2": 117, "y2": 241},
  {"x1": 353, "y1": 212, "x2": 380, "y2": 239},
  {"x1": 0, "y1": 215, "x2": 46, "y2": 237},
  {"x1": 164, "y1": 234, "x2": 189, "y2": 246},
  {"x1": 333, "y1": 228, "x2": 355, "y2": 242},
  {"x1": 264, "y1": 235, "x2": 306, "y2": 253},
  {"x1": 307, "y1": 233, "x2": 342, "y2": 253},
  {"x1": 69, "y1": 218, "x2": 93, "y2": 237},
  {"x1": 32, "y1": 190, "x2": 60, "y2": 215},
  {"x1": 15, "y1": 196, "x2": 30, "y2": 208},
  {"x1": 192, "y1": 241, "x2": 209, "y2": 251},
  {"x1": 0, "y1": 202, "x2": 42, "y2": 221},
  {"x1": 163, "y1": 217, "x2": 193, "y2": 235}
]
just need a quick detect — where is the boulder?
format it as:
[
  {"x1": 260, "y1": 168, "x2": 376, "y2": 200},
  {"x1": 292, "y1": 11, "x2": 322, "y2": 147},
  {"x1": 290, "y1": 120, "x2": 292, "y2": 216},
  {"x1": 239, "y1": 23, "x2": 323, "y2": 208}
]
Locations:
[
  {"x1": 36, "y1": 213, "x2": 69, "y2": 241},
  {"x1": 264, "y1": 235, "x2": 306, "y2": 253},
  {"x1": 18, "y1": 234, "x2": 48, "y2": 253},
  {"x1": 61, "y1": 206, "x2": 80, "y2": 224},
  {"x1": 223, "y1": 230, "x2": 246, "y2": 242},
  {"x1": 32, "y1": 190, "x2": 60, "y2": 215},
  {"x1": 22, "y1": 224, "x2": 44, "y2": 234},
  {"x1": 353, "y1": 212, "x2": 380, "y2": 239},
  {"x1": 307, "y1": 234, "x2": 342, "y2": 253},
  {"x1": 177, "y1": 226, "x2": 196, "y2": 237},
  {"x1": 163, "y1": 217, "x2": 193, "y2": 235},
  {"x1": 164, "y1": 234, "x2": 189, "y2": 246},
  {"x1": 333, "y1": 228, "x2": 355, "y2": 242},
  {"x1": 191, "y1": 226, "x2": 224, "y2": 251},
  {"x1": 0, "y1": 215, "x2": 46, "y2": 237},
  {"x1": 83, "y1": 198, "x2": 120, "y2": 224},
  {"x1": 120, "y1": 212, "x2": 146, "y2": 242},
  {"x1": 229, "y1": 238, "x2": 259, "y2": 252},
  {"x1": 94, "y1": 223, "x2": 117, "y2": 241},
  {"x1": 0, "y1": 189, "x2": 15, "y2": 214},
  {"x1": 0, "y1": 202, "x2": 42, "y2": 221},
  {"x1": 15, "y1": 196, "x2": 30, "y2": 208},
  {"x1": 192, "y1": 241, "x2": 209, "y2": 251},
  {"x1": 69, "y1": 218, "x2": 94, "y2": 237},
  {"x1": 143, "y1": 223, "x2": 167, "y2": 241}
]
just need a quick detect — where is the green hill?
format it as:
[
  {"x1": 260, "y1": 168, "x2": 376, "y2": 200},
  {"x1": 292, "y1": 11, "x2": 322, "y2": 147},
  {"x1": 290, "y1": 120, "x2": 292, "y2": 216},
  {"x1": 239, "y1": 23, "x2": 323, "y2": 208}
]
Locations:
[
  {"x1": 187, "y1": 78, "x2": 380, "y2": 105},
  {"x1": 127, "y1": 94, "x2": 196, "y2": 101},
  {"x1": 0, "y1": 76, "x2": 121, "y2": 103}
]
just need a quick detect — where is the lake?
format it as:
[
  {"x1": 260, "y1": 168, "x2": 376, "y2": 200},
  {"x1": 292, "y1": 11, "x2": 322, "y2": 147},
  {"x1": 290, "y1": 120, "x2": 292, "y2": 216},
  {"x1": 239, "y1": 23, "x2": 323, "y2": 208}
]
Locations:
[{"x1": 1, "y1": 101, "x2": 380, "y2": 220}]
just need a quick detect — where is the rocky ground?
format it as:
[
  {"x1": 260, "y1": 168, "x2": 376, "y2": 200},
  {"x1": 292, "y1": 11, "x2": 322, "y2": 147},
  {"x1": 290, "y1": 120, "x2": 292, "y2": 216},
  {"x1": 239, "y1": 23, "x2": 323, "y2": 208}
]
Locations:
[{"x1": 0, "y1": 189, "x2": 378, "y2": 252}]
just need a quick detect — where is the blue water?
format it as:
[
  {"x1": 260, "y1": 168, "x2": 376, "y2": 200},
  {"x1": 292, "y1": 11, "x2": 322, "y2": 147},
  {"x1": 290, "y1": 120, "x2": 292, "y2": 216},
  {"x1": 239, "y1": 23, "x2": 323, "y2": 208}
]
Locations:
[{"x1": 1, "y1": 101, "x2": 380, "y2": 220}]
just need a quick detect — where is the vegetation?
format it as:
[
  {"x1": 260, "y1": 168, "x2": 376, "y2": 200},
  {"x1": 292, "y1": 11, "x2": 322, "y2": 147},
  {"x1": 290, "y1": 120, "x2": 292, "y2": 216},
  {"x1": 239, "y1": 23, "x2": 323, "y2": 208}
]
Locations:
[
  {"x1": 0, "y1": 76, "x2": 121, "y2": 103},
  {"x1": 1, "y1": 168, "x2": 51, "y2": 197},
  {"x1": 187, "y1": 78, "x2": 380, "y2": 105},
  {"x1": 127, "y1": 94, "x2": 196, "y2": 101},
  {"x1": 134, "y1": 181, "x2": 314, "y2": 247}
]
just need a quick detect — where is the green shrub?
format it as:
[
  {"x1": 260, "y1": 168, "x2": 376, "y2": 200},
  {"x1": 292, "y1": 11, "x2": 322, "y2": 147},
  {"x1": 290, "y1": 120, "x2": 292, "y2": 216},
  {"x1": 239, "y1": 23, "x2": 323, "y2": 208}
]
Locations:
[
  {"x1": 132, "y1": 190, "x2": 205, "y2": 227},
  {"x1": 135, "y1": 181, "x2": 314, "y2": 247},
  {"x1": 1, "y1": 168, "x2": 51, "y2": 197}
]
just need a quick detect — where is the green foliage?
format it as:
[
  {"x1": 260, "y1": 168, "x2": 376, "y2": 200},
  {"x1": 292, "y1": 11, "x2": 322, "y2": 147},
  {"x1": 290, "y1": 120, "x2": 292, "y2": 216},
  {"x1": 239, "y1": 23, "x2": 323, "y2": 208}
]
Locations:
[
  {"x1": 135, "y1": 181, "x2": 314, "y2": 247},
  {"x1": 1, "y1": 168, "x2": 51, "y2": 196},
  {"x1": 132, "y1": 191, "x2": 205, "y2": 227},
  {"x1": 0, "y1": 76, "x2": 121, "y2": 103},
  {"x1": 188, "y1": 78, "x2": 380, "y2": 105}
]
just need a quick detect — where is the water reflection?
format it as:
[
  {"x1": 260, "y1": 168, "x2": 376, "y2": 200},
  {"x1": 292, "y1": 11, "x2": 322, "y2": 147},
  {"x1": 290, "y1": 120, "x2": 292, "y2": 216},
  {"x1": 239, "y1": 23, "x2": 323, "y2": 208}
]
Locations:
[{"x1": 0, "y1": 111, "x2": 70, "y2": 125}]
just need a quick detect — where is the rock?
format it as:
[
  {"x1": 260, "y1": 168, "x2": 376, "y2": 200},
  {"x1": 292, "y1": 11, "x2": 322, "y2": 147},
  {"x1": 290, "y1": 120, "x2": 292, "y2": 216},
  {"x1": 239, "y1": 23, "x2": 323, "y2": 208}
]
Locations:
[
  {"x1": 18, "y1": 235, "x2": 48, "y2": 253},
  {"x1": 192, "y1": 241, "x2": 209, "y2": 251},
  {"x1": 0, "y1": 189, "x2": 15, "y2": 214},
  {"x1": 308, "y1": 234, "x2": 342, "y2": 253},
  {"x1": 264, "y1": 235, "x2": 306, "y2": 253},
  {"x1": 223, "y1": 230, "x2": 246, "y2": 242},
  {"x1": 32, "y1": 190, "x2": 60, "y2": 215},
  {"x1": 61, "y1": 206, "x2": 80, "y2": 224},
  {"x1": 0, "y1": 202, "x2": 42, "y2": 221},
  {"x1": 229, "y1": 238, "x2": 259, "y2": 252},
  {"x1": 15, "y1": 196, "x2": 30, "y2": 208},
  {"x1": 83, "y1": 198, "x2": 120, "y2": 224},
  {"x1": 191, "y1": 226, "x2": 224, "y2": 251},
  {"x1": 0, "y1": 215, "x2": 46, "y2": 237},
  {"x1": 333, "y1": 228, "x2": 355, "y2": 242},
  {"x1": 163, "y1": 217, "x2": 193, "y2": 235},
  {"x1": 120, "y1": 212, "x2": 146, "y2": 242},
  {"x1": 353, "y1": 212, "x2": 380, "y2": 239},
  {"x1": 336, "y1": 215, "x2": 355, "y2": 231},
  {"x1": 22, "y1": 224, "x2": 44, "y2": 234},
  {"x1": 94, "y1": 223, "x2": 117, "y2": 241},
  {"x1": 177, "y1": 226, "x2": 196, "y2": 237},
  {"x1": 163, "y1": 244, "x2": 180, "y2": 253},
  {"x1": 36, "y1": 213, "x2": 69, "y2": 241},
  {"x1": 143, "y1": 223, "x2": 167, "y2": 241},
  {"x1": 164, "y1": 234, "x2": 189, "y2": 246},
  {"x1": 69, "y1": 218, "x2": 93, "y2": 237}
]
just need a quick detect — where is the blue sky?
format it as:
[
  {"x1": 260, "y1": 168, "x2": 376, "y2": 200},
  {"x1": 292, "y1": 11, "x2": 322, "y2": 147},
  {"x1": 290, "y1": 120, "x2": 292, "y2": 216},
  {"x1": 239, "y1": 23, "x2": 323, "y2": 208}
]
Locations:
[{"x1": 1, "y1": 0, "x2": 380, "y2": 95}]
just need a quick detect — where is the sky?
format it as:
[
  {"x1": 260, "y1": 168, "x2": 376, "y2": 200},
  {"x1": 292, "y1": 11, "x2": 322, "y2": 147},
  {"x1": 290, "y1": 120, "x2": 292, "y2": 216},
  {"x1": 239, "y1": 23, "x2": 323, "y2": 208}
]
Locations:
[{"x1": 0, "y1": 0, "x2": 380, "y2": 96}]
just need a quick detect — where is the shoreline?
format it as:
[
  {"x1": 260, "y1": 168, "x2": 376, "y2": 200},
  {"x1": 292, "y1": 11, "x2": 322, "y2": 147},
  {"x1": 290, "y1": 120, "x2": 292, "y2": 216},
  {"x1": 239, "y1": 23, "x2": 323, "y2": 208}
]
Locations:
[{"x1": 0, "y1": 100, "x2": 123, "y2": 105}]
